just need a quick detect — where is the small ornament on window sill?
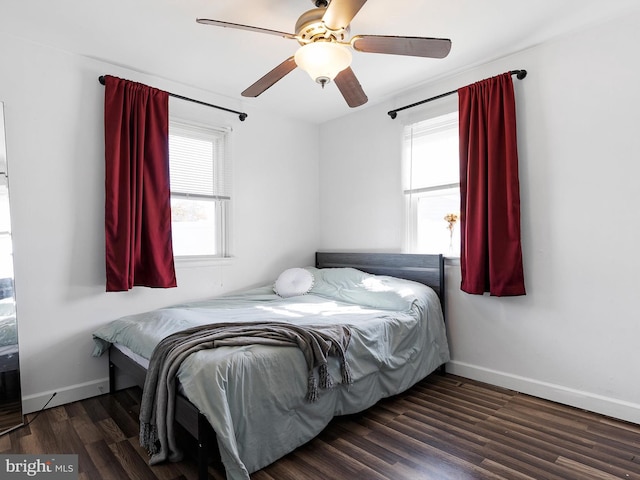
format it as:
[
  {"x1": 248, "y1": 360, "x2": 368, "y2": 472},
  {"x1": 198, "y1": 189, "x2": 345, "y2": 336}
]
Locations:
[{"x1": 444, "y1": 213, "x2": 459, "y2": 254}]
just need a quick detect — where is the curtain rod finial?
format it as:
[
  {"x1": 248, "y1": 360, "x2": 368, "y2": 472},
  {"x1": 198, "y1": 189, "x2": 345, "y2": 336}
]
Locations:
[
  {"x1": 388, "y1": 111, "x2": 398, "y2": 120},
  {"x1": 516, "y1": 70, "x2": 527, "y2": 80}
]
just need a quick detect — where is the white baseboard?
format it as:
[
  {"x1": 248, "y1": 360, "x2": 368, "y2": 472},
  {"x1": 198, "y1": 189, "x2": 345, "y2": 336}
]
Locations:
[
  {"x1": 446, "y1": 361, "x2": 640, "y2": 425},
  {"x1": 21, "y1": 377, "x2": 110, "y2": 415}
]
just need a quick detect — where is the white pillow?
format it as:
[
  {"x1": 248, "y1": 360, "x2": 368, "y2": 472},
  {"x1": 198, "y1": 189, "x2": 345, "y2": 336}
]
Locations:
[{"x1": 274, "y1": 268, "x2": 315, "y2": 298}]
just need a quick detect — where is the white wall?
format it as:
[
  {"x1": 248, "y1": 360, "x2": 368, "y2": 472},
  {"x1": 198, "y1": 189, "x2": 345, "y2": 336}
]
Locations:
[
  {"x1": 320, "y1": 11, "x2": 640, "y2": 423},
  {"x1": 0, "y1": 34, "x2": 320, "y2": 413}
]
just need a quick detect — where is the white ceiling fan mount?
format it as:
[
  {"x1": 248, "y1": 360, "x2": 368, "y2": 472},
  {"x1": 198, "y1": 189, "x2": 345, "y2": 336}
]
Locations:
[{"x1": 294, "y1": 7, "x2": 350, "y2": 44}]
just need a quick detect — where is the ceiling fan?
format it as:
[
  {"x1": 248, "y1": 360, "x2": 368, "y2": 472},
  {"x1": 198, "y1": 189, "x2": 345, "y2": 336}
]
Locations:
[{"x1": 197, "y1": 0, "x2": 452, "y2": 108}]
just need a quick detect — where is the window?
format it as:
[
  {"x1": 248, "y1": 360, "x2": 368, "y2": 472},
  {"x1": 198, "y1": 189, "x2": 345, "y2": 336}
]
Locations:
[
  {"x1": 169, "y1": 121, "x2": 230, "y2": 258},
  {"x1": 403, "y1": 111, "x2": 460, "y2": 256}
]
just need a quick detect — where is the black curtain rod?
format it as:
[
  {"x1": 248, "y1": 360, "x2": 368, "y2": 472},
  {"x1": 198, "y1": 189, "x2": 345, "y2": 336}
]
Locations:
[
  {"x1": 387, "y1": 69, "x2": 527, "y2": 120},
  {"x1": 98, "y1": 75, "x2": 248, "y2": 121}
]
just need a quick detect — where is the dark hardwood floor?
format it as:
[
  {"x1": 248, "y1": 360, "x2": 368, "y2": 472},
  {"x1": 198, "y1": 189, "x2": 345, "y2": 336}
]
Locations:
[{"x1": 2, "y1": 373, "x2": 640, "y2": 479}]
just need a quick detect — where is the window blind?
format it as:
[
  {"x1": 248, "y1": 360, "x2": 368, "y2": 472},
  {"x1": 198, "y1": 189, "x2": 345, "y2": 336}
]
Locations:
[
  {"x1": 403, "y1": 112, "x2": 459, "y2": 194},
  {"x1": 169, "y1": 121, "x2": 230, "y2": 200}
]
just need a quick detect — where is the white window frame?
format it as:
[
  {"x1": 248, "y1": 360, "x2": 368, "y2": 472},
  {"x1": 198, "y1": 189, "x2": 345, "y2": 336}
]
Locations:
[
  {"x1": 403, "y1": 110, "x2": 460, "y2": 257},
  {"x1": 169, "y1": 120, "x2": 232, "y2": 262}
]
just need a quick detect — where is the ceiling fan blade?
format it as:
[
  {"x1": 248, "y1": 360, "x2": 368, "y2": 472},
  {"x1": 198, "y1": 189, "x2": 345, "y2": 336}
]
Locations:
[
  {"x1": 322, "y1": 0, "x2": 368, "y2": 31},
  {"x1": 196, "y1": 18, "x2": 297, "y2": 40},
  {"x1": 241, "y1": 57, "x2": 297, "y2": 97},
  {"x1": 334, "y1": 67, "x2": 368, "y2": 108},
  {"x1": 352, "y1": 35, "x2": 452, "y2": 58}
]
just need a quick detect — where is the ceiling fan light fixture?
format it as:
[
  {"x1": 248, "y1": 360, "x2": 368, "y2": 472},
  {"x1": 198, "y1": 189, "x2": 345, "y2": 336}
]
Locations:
[{"x1": 294, "y1": 42, "x2": 352, "y2": 87}]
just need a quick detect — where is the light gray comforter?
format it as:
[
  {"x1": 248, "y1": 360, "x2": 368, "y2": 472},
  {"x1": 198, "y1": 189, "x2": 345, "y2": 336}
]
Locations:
[{"x1": 92, "y1": 267, "x2": 450, "y2": 479}]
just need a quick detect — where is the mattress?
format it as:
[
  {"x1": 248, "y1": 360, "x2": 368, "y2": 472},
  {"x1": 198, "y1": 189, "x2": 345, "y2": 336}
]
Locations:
[{"x1": 112, "y1": 342, "x2": 149, "y2": 369}]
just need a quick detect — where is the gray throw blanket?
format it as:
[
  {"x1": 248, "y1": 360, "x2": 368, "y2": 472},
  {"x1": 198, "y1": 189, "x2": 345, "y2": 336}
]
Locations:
[{"x1": 139, "y1": 321, "x2": 352, "y2": 465}]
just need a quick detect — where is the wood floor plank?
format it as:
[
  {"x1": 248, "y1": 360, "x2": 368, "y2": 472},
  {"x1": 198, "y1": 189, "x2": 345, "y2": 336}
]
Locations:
[
  {"x1": 363, "y1": 402, "x2": 404, "y2": 425},
  {"x1": 249, "y1": 470, "x2": 277, "y2": 480},
  {"x1": 555, "y1": 455, "x2": 639, "y2": 480},
  {"x1": 50, "y1": 417, "x2": 100, "y2": 478},
  {"x1": 400, "y1": 406, "x2": 492, "y2": 447},
  {"x1": 47, "y1": 405, "x2": 69, "y2": 423},
  {"x1": 329, "y1": 436, "x2": 419, "y2": 480},
  {"x1": 364, "y1": 422, "x2": 501, "y2": 479},
  {"x1": 598, "y1": 417, "x2": 640, "y2": 435},
  {"x1": 0, "y1": 430, "x2": 12, "y2": 452},
  {"x1": 69, "y1": 408, "x2": 106, "y2": 445},
  {"x1": 404, "y1": 391, "x2": 491, "y2": 426},
  {"x1": 258, "y1": 454, "x2": 322, "y2": 480},
  {"x1": 98, "y1": 394, "x2": 140, "y2": 438},
  {"x1": 390, "y1": 415, "x2": 489, "y2": 463},
  {"x1": 25, "y1": 408, "x2": 61, "y2": 453},
  {"x1": 482, "y1": 446, "x2": 570, "y2": 480},
  {"x1": 427, "y1": 382, "x2": 512, "y2": 410},
  {"x1": 126, "y1": 437, "x2": 185, "y2": 480},
  {"x1": 289, "y1": 439, "x2": 364, "y2": 479},
  {"x1": 321, "y1": 422, "x2": 406, "y2": 466},
  {"x1": 82, "y1": 395, "x2": 113, "y2": 423},
  {"x1": 593, "y1": 442, "x2": 637, "y2": 463},
  {"x1": 109, "y1": 438, "x2": 159, "y2": 480},
  {"x1": 85, "y1": 439, "x2": 134, "y2": 480},
  {"x1": 411, "y1": 385, "x2": 499, "y2": 418},
  {"x1": 479, "y1": 459, "x2": 538, "y2": 480},
  {"x1": 98, "y1": 417, "x2": 128, "y2": 444},
  {"x1": 487, "y1": 412, "x2": 640, "y2": 477},
  {"x1": 589, "y1": 420, "x2": 640, "y2": 450},
  {"x1": 483, "y1": 441, "x2": 585, "y2": 480}
]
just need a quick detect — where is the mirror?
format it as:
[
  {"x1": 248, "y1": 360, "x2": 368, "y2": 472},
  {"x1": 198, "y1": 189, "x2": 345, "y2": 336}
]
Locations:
[{"x1": 0, "y1": 101, "x2": 22, "y2": 434}]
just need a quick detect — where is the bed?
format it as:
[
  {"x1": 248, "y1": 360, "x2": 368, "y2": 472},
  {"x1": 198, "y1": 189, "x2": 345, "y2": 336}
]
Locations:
[{"x1": 92, "y1": 252, "x2": 449, "y2": 480}]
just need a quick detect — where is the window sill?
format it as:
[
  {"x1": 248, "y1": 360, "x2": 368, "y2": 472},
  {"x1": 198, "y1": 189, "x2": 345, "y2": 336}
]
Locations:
[{"x1": 174, "y1": 255, "x2": 235, "y2": 268}]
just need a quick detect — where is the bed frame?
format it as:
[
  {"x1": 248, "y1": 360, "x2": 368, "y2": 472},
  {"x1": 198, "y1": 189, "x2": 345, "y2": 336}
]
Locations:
[{"x1": 108, "y1": 252, "x2": 445, "y2": 479}]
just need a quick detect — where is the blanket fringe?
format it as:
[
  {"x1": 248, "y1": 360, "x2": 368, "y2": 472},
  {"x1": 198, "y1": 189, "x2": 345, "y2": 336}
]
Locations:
[
  {"x1": 341, "y1": 360, "x2": 353, "y2": 387},
  {"x1": 306, "y1": 372, "x2": 319, "y2": 402},
  {"x1": 319, "y1": 363, "x2": 333, "y2": 390},
  {"x1": 308, "y1": 361, "x2": 353, "y2": 402},
  {"x1": 140, "y1": 422, "x2": 160, "y2": 455}
]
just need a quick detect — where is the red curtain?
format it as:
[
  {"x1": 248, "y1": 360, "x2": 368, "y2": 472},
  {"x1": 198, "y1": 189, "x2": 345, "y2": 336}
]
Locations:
[
  {"x1": 458, "y1": 72, "x2": 525, "y2": 296},
  {"x1": 104, "y1": 75, "x2": 177, "y2": 292}
]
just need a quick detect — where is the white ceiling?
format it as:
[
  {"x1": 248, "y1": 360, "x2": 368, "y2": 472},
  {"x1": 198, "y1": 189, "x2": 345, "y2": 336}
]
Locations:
[{"x1": 1, "y1": 0, "x2": 638, "y2": 123}]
